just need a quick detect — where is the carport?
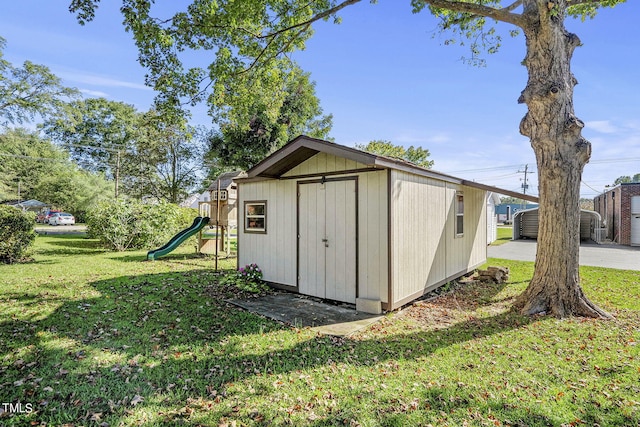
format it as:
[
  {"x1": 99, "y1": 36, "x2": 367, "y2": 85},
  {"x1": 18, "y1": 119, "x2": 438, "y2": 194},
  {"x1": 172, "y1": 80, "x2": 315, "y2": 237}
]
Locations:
[{"x1": 513, "y1": 208, "x2": 603, "y2": 242}]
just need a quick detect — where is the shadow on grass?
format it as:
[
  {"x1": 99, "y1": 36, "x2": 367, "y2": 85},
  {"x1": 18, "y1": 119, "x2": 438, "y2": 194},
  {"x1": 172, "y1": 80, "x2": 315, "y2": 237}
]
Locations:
[
  {"x1": 0, "y1": 266, "x2": 537, "y2": 426},
  {"x1": 34, "y1": 234, "x2": 108, "y2": 257},
  {"x1": 0, "y1": 241, "x2": 635, "y2": 426}
]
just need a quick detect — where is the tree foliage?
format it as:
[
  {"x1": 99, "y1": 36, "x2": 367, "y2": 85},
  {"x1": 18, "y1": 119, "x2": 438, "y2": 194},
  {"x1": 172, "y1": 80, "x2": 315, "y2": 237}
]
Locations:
[
  {"x1": 40, "y1": 98, "x2": 139, "y2": 177},
  {"x1": 613, "y1": 173, "x2": 640, "y2": 185},
  {"x1": 85, "y1": 199, "x2": 197, "y2": 251},
  {"x1": 355, "y1": 140, "x2": 434, "y2": 168},
  {"x1": 204, "y1": 66, "x2": 332, "y2": 174},
  {"x1": 0, "y1": 37, "x2": 79, "y2": 126},
  {"x1": 125, "y1": 111, "x2": 204, "y2": 203},
  {"x1": 0, "y1": 128, "x2": 113, "y2": 219},
  {"x1": 0, "y1": 204, "x2": 36, "y2": 264}
]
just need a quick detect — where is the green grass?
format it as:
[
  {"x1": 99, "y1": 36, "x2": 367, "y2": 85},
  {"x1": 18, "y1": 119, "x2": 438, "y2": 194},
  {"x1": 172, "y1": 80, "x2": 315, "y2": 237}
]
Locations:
[
  {"x1": 1, "y1": 235, "x2": 639, "y2": 426},
  {"x1": 492, "y1": 226, "x2": 513, "y2": 246}
]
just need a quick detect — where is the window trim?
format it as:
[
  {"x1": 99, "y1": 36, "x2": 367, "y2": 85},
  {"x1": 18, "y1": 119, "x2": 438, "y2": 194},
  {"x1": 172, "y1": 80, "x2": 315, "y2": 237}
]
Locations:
[
  {"x1": 244, "y1": 200, "x2": 267, "y2": 234},
  {"x1": 455, "y1": 192, "x2": 464, "y2": 237}
]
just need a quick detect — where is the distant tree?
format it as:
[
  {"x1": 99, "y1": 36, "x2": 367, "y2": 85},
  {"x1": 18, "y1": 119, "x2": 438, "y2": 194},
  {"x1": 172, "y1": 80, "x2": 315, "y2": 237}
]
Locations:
[
  {"x1": 40, "y1": 98, "x2": 140, "y2": 194},
  {"x1": 125, "y1": 111, "x2": 204, "y2": 203},
  {"x1": 0, "y1": 37, "x2": 79, "y2": 126},
  {"x1": 613, "y1": 173, "x2": 640, "y2": 185},
  {"x1": 579, "y1": 198, "x2": 594, "y2": 211},
  {"x1": 0, "y1": 128, "x2": 112, "y2": 218},
  {"x1": 499, "y1": 196, "x2": 522, "y2": 205},
  {"x1": 205, "y1": 66, "x2": 332, "y2": 174},
  {"x1": 0, "y1": 128, "x2": 68, "y2": 200},
  {"x1": 355, "y1": 140, "x2": 434, "y2": 169}
]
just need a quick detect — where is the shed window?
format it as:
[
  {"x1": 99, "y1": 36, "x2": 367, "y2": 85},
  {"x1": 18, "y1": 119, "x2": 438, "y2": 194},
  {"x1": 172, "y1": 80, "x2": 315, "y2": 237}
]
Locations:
[
  {"x1": 245, "y1": 201, "x2": 267, "y2": 233},
  {"x1": 455, "y1": 193, "x2": 464, "y2": 236}
]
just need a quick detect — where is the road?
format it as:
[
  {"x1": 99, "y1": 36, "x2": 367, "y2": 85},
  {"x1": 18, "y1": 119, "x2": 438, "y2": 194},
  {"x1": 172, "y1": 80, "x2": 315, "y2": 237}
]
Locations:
[
  {"x1": 488, "y1": 240, "x2": 640, "y2": 271},
  {"x1": 34, "y1": 225, "x2": 88, "y2": 235}
]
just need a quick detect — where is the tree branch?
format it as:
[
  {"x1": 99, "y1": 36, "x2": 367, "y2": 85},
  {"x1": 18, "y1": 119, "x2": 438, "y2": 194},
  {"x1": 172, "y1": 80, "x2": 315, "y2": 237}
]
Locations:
[
  {"x1": 565, "y1": 0, "x2": 600, "y2": 6},
  {"x1": 503, "y1": 0, "x2": 524, "y2": 12},
  {"x1": 260, "y1": 0, "x2": 363, "y2": 39},
  {"x1": 413, "y1": 0, "x2": 526, "y2": 27}
]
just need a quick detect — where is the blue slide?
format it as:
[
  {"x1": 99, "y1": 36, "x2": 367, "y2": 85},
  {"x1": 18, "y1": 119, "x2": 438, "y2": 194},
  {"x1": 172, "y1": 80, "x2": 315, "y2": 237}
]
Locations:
[{"x1": 147, "y1": 216, "x2": 210, "y2": 261}]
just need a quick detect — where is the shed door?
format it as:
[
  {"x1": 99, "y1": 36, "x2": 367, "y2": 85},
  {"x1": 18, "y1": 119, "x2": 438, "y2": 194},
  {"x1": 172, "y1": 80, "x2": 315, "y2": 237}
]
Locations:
[
  {"x1": 298, "y1": 179, "x2": 357, "y2": 303},
  {"x1": 632, "y1": 196, "x2": 640, "y2": 246}
]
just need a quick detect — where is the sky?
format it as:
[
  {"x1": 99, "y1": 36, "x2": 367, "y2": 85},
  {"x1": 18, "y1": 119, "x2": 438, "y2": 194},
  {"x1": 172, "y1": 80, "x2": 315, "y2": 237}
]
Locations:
[{"x1": 1, "y1": 1, "x2": 639, "y2": 199}]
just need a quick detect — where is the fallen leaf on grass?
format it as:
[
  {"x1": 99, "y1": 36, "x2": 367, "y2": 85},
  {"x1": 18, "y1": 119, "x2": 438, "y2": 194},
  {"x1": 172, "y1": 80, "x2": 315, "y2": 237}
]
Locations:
[{"x1": 130, "y1": 395, "x2": 144, "y2": 406}]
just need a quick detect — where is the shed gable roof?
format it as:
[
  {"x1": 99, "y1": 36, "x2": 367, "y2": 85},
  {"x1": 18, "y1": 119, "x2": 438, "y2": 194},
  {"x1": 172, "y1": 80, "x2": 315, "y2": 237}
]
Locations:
[{"x1": 244, "y1": 135, "x2": 538, "y2": 203}]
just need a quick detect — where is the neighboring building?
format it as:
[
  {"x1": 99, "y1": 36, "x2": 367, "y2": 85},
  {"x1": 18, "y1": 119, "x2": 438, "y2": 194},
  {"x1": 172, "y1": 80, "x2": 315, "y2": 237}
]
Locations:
[
  {"x1": 594, "y1": 183, "x2": 640, "y2": 246},
  {"x1": 512, "y1": 207, "x2": 603, "y2": 242},
  {"x1": 495, "y1": 203, "x2": 538, "y2": 224},
  {"x1": 487, "y1": 193, "x2": 501, "y2": 245},
  {"x1": 4, "y1": 199, "x2": 48, "y2": 213},
  {"x1": 235, "y1": 136, "x2": 537, "y2": 314}
]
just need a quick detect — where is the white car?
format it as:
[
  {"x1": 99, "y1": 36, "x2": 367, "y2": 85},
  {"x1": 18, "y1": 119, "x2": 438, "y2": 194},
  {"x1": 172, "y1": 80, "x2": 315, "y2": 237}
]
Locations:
[{"x1": 48, "y1": 212, "x2": 75, "y2": 226}]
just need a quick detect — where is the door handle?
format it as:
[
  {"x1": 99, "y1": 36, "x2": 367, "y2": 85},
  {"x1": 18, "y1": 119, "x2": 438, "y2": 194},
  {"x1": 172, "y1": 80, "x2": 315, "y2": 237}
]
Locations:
[{"x1": 322, "y1": 238, "x2": 329, "y2": 247}]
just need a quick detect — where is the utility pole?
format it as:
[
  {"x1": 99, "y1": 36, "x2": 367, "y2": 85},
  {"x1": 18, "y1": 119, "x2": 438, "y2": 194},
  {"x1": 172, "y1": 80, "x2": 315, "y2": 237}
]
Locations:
[
  {"x1": 115, "y1": 150, "x2": 121, "y2": 199},
  {"x1": 518, "y1": 164, "x2": 531, "y2": 210}
]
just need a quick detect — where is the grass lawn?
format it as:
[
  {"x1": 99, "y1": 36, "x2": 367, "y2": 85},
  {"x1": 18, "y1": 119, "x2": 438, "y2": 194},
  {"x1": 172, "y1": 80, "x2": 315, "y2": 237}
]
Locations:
[
  {"x1": 1, "y1": 234, "x2": 639, "y2": 426},
  {"x1": 491, "y1": 226, "x2": 513, "y2": 246}
]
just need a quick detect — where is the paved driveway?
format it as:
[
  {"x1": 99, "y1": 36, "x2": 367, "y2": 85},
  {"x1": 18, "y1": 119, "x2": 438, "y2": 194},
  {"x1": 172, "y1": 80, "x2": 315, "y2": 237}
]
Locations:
[{"x1": 488, "y1": 240, "x2": 640, "y2": 271}]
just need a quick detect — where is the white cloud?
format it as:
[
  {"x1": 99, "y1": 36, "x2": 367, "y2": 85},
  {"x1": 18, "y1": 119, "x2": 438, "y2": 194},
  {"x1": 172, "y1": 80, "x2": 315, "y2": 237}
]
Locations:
[
  {"x1": 59, "y1": 71, "x2": 150, "y2": 91},
  {"x1": 585, "y1": 120, "x2": 618, "y2": 134},
  {"x1": 394, "y1": 131, "x2": 451, "y2": 145},
  {"x1": 80, "y1": 89, "x2": 110, "y2": 98}
]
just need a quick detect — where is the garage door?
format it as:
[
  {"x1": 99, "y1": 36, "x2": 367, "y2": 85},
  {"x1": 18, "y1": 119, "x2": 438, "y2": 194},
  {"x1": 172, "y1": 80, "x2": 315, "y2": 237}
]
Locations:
[
  {"x1": 298, "y1": 178, "x2": 357, "y2": 303},
  {"x1": 632, "y1": 196, "x2": 640, "y2": 246}
]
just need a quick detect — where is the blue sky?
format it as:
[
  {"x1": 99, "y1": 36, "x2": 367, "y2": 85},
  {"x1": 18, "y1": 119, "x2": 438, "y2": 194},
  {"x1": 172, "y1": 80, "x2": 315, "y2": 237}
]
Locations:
[{"x1": 1, "y1": 1, "x2": 639, "y2": 198}]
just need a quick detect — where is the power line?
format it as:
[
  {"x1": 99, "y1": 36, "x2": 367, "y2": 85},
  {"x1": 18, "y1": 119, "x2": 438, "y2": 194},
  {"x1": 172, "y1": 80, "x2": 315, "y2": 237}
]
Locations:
[{"x1": 0, "y1": 152, "x2": 65, "y2": 162}]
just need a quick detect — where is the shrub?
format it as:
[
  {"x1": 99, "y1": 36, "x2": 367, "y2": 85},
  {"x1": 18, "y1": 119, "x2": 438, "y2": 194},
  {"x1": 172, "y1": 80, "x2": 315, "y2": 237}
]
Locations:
[
  {"x1": 85, "y1": 199, "x2": 198, "y2": 251},
  {"x1": 0, "y1": 205, "x2": 36, "y2": 263},
  {"x1": 221, "y1": 263, "x2": 269, "y2": 293}
]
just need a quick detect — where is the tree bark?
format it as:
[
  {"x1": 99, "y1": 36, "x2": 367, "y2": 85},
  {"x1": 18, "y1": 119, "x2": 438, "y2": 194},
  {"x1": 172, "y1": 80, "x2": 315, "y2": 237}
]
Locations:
[{"x1": 516, "y1": 0, "x2": 610, "y2": 318}]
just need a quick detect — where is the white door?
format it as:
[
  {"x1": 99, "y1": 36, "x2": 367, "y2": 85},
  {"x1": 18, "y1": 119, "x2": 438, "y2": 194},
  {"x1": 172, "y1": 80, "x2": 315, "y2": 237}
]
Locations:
[
  {"x1": 298, "y1": 179, "x2": 357, "y2": 303},
  {"x1": 631, "y1": 196, "x2": 640, "y2": 246}
]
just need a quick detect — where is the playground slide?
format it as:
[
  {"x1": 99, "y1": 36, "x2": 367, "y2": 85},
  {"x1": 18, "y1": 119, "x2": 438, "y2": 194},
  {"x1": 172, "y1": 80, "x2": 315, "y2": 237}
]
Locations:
[{"x1": 147, "y1": 216, "x2": 210, "y2": 261}]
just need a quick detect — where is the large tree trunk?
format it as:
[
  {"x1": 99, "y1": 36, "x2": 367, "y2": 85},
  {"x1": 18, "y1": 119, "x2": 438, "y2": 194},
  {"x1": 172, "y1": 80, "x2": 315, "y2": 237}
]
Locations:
[{"x1": 515, "y1": 0, "x2": 610, "y2": 318}]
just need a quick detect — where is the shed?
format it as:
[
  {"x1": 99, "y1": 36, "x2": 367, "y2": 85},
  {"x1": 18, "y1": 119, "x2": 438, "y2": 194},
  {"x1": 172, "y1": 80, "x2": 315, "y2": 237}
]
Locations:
[
  {"x1": 486, "y1": 193, "x2": 501, "y2": 245},
  {"x1": 236, "y1": 136, "x2": 538, "y2": 314},
  {"x1": 512, "y1": 207, "x2": 602, "y2": 242}
]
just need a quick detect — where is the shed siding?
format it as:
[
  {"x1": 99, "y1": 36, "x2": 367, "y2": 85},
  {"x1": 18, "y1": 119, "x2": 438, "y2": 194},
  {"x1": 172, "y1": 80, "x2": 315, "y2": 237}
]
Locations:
[
  {"x1": 390, "y1": 171, "x2": 486, "y2": 307},
  {"x1": 282, "y1": 151, "x2": 368, "y2": 177},
  {"x1": 239, "y1": 180, "x2": 297, "y2": 286},
  {"x1": 356, "y1": 170, "x2": 389, "y2": 303},
  {"x1": 445, "y1": 184, "x2": 487, "y2": 275},
  {"x1": 239, "y1": 153, "x2": 389, "y2": 303},
  {"x1": 389, "y1": 171, "x2": 448, "y2": 304}
]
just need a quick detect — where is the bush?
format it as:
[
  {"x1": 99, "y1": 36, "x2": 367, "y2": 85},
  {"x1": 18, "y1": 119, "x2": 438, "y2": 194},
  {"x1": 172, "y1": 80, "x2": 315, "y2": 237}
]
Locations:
[
  {"x1": 0, "y1": 205, "x2": 36, "y2": 263},
  {"x1": 221, "y1": 263, "x2": 269, "y2": 293},
  {"x1": 85, "y1": 199, "x2": 198, "y2": 251}
]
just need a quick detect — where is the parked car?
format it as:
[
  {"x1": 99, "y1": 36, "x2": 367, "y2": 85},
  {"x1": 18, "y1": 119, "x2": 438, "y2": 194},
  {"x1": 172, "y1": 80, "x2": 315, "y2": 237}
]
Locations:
[
  {"x1": 37, "y1": 210, "x2": 60, "y2": 223},
  {"x1": 48, "y1": 212, "x2": 75, "y2": 226}
]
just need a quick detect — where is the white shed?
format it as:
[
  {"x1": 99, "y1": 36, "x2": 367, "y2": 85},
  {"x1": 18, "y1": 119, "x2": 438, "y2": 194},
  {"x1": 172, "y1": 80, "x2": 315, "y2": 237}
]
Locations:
[
  {"x1": 487, "y1": 193, "x2": 501, "y2": 245},
  {"x1": 236, "y1": 136, "x2": 537, "y2": 314}
]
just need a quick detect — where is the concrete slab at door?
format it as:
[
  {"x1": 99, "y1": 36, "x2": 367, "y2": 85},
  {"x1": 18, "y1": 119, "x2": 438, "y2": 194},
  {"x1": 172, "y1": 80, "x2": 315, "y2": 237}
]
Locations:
[{"x1": 298, "y1": 179, "x2": 357, "y2": 304}]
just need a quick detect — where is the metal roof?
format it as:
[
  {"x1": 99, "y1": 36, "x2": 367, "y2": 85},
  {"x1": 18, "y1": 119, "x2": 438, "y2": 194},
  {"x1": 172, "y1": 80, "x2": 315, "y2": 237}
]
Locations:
[{"x1": 241, "y1": 135, "x2": 539, "y2": 203}]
